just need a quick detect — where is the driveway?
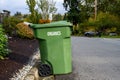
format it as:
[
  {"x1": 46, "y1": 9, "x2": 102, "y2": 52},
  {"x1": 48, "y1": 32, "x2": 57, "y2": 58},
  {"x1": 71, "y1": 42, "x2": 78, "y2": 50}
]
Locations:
[{"x1": 56, "y1": 37, "x2": 120, "y2": 80}]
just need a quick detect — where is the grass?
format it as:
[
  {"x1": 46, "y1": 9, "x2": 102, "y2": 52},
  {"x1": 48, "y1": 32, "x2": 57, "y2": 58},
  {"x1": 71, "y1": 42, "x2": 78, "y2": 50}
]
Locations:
[{"x1": 101, "y1": 35, "x2": 120, "y2": 38}]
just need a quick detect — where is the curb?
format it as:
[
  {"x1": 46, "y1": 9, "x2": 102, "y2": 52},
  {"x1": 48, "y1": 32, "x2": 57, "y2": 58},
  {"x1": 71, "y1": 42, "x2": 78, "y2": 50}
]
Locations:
[
  {"x1": 24, "y1": 61, "x2": 54, "y2": 80},
  {"x1": 10, "y1": 48, "x2": 55, "y2": 80},
  {"x1": 10, "y1": 49, "x2": 40, "y2": 80}
]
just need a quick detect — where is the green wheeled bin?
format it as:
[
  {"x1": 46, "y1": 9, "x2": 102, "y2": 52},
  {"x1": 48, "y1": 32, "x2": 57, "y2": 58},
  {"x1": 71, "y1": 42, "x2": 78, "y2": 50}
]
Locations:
[{"x1": 30, "y1": 21, "x2": 72, "y2": 76}]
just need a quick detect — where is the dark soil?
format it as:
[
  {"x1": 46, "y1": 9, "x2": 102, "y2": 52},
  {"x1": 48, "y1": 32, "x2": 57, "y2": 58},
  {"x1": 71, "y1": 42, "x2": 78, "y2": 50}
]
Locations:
[{"x1": 0, "y1": 37, "x2": 39, "y2": 80}]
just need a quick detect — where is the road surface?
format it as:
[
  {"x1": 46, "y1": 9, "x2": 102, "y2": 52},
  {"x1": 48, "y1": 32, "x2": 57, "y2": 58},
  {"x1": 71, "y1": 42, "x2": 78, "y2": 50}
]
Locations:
[{"x1": 56, "y1": 37, "x2": 120, "y2": 80}]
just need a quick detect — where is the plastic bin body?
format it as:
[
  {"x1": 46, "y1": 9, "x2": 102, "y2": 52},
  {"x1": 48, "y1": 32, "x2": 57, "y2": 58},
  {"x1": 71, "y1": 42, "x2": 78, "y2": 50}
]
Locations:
[{"x1": 30, "y1": 21, "x2": 72, "y2": 74}]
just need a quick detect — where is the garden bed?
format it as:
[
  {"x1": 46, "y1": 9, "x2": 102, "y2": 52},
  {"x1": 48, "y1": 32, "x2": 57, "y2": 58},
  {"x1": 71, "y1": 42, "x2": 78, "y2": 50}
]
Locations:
[{"x1": 0, "y1": 37, "x2": 39, "y2": 80}]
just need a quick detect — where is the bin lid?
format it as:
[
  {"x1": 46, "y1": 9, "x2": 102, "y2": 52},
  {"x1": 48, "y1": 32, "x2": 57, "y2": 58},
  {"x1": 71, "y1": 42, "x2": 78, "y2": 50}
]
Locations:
[{"x1": 30, "y1": 21, "x2": 72, "y2": 29}]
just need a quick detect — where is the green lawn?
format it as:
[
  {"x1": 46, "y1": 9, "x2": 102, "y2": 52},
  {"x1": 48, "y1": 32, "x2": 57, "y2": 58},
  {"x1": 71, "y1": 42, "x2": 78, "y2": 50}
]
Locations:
[{"x1": 101, "y1": 35, "x2": 120, "y2": 38}]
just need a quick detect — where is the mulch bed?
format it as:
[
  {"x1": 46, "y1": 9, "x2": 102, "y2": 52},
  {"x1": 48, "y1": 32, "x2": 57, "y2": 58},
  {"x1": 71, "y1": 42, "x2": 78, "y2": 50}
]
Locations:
[{"x1": 0, "y1": 37, "x2": 39, "y2": 80}]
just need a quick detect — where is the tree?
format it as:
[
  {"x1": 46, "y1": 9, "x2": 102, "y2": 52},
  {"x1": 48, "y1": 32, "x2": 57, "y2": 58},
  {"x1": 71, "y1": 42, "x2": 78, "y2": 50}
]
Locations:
[
  {"x1": 26, "y1": 0, "x2": 40, "y2": 23},
  {"x1": 63, "y1": 0, "x2": 82, "y2": 35},
  {"x1": 37, "y1": 0, "x2": 57, "y2": 20},
  {"x1": 14, "y1": 11, "x2": 23, "y2": 20},
  {"x1": 108, "y1": 0, "x2": 120, "y2": 16},
  {"x1": 63, "y1": 0, "x2": 120, "y2": 35},
  {"x1": 14, "y1": 12, "x2": 22, "y2": 17},
  {"x1": 63, "y1": 0, "x2": 81, "y2": 25},
  {"x1": 96, "y1": 0, "x2": 120, "y2": 16},
  {"x1": 53, "y1": 13, "x2": 63, "y2": 21},
  {"x1": 79, "y1": 0, "x2": 95, "y2": 21}
]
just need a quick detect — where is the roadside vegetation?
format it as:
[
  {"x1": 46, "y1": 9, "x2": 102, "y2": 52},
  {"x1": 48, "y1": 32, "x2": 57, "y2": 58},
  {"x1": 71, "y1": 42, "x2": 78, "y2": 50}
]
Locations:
[
  {"x1": 101, "y1": 36, "x2": 120, "y2": 38},
  {"x1": 0, "y1": 24, "x2": 9, "y2": 59},
  {"x1": 63, "y1": 0, "x2": 120, "y2": 37}
]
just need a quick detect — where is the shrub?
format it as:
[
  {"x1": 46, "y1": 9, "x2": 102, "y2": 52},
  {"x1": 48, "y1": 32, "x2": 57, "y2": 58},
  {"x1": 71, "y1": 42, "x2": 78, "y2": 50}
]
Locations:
[
  {"x1": 16, "y1": 23, "x2": 34, "y2": 39},
  {"x1": 3, "y1": 16, "x2": 22, "y2": 36},
  {"x1": 0, "y1": 25, "x2": 9, "y2": 59},
  {"x1": 96, "y1": 12, "x2": 120, "y2": 31},
  {"x1": 84, "y1": 12, "x2": 120, "y2": 35}
]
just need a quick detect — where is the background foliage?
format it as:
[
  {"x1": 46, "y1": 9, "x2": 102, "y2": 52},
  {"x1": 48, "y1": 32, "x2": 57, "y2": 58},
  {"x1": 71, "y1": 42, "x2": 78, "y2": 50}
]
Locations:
[
  {"x1": 63, "y1": 0, "x2": 120, "y2": 36},
  {"x1": 3, "y1": 16, "x2": 23, "y2": 36}
]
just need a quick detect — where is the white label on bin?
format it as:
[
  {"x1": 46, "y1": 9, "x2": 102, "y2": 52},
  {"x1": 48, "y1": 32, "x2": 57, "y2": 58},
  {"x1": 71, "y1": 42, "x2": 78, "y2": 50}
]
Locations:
[{"x1": 47, "y1": 31, "x2": 61, "y2": 36}]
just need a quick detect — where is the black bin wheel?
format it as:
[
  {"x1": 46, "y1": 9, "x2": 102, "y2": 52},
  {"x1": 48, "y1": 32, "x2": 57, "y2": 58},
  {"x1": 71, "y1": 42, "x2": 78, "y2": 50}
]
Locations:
[{"x1": 38, "y1": 63, "x2": 53, "y2": 77}]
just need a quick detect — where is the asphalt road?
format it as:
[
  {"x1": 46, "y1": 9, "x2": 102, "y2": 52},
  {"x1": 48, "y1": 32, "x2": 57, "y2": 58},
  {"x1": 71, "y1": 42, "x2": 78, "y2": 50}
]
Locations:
[{"x1": 56, "y1": 37, "x2": 120, "y2": 80}]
